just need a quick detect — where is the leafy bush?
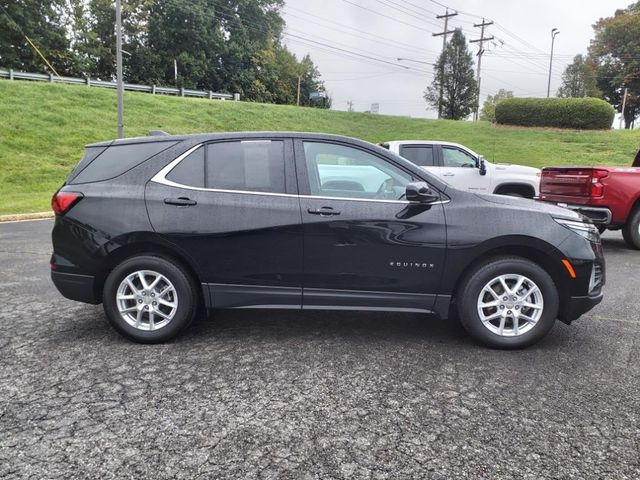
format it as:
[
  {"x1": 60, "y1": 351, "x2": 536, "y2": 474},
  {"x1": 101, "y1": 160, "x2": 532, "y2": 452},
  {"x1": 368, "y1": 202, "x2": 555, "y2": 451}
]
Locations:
[{"x1": 495, "y1": 97, "x2": 614, "y2": 130}]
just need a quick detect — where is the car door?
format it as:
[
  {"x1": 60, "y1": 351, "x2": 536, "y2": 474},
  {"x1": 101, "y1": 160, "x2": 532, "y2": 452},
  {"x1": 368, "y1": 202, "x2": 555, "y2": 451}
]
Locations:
[
  {"x1": 145, "y1": 138, "x2": 303, "y2": 308},
  {"x1": 294, "y1": 139, "x2": 447, "y2": 312},
  {"x1": 431, "y1": 145, "x2": 488, "y2": 193}
]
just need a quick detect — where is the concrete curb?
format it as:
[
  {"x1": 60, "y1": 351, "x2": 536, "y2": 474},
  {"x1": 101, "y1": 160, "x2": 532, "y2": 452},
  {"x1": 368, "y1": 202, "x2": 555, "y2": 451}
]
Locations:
[{"x1": 0, "y1": 212, "x2": 54, "y2": 223}]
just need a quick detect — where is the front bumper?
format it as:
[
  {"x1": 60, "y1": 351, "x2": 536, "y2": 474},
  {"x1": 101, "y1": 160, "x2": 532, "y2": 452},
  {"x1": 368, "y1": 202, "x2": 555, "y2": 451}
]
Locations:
[
  {"x1": 51, "y1": 270, "x2": 100, "y2": 304},
  {"x1": 559, "y1": 291, "x2": 604, "y2": 324}
]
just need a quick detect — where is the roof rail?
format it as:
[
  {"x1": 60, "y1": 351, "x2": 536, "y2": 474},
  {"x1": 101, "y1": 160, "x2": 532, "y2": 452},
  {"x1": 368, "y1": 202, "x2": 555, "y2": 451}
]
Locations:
[{"x1": 148, "y1": 130, "x2": 169, "y2": 136}]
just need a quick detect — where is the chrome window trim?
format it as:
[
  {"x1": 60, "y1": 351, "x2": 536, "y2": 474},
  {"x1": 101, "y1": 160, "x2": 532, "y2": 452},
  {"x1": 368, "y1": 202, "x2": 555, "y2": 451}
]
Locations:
[{"x1": 150, "y1": 143, "x2": 451, "y2": 206}]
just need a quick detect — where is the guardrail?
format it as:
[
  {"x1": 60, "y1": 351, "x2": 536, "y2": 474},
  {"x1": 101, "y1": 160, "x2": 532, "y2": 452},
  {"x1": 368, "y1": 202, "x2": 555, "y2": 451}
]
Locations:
[{"x1": 0, "y1": 68, "x2": 240, "y2": 101}]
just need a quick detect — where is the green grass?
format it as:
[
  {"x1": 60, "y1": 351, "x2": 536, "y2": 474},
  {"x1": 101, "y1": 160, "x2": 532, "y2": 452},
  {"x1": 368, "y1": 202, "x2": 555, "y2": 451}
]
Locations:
[{"x1": 0, "y1": 79, "x2": 638, "y2": 215}]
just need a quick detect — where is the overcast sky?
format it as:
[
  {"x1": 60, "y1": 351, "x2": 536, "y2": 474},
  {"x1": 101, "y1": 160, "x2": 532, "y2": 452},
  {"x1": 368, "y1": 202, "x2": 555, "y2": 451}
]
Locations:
[{"x1": 282, "y1": 0, "x2": 631, "y2": 118}]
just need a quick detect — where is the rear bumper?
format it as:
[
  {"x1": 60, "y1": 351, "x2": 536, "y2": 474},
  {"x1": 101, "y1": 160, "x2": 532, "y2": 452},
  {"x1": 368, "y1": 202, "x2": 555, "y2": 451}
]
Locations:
[
  {"x1": 559, "y1": 292, "x2": 603, "y2": 324},
  {"x1": 51, "y1": 271, "x2": 100, "y2": 304},
  {"x1": 551, "y1": 203, "x2": 612, "y2": 225}
]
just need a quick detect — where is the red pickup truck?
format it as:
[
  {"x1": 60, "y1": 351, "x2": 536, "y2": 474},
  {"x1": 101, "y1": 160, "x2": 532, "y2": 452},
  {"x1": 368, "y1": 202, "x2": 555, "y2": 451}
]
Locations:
[{"x1": 539, "y1": 155, "x2": 640, "y2": 250}]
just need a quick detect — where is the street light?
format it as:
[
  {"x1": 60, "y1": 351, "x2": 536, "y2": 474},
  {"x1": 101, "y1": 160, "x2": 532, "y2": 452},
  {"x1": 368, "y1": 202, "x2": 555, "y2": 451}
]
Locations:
[{"x1": 547, "y1": 28, "x2": 560, "y2": 98}]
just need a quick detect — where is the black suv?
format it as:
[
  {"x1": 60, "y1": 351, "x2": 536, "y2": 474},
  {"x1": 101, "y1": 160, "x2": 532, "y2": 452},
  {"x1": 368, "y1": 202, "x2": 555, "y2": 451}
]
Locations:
[{"x1": 51, "y1": 132, "x2": 605, "y2": 348}]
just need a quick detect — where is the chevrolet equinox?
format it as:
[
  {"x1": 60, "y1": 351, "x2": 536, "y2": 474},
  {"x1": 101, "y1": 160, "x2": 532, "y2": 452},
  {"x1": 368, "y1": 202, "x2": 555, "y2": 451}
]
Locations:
[{"x1": 51, "y1": 132, "x2": 605, "y2": 348}]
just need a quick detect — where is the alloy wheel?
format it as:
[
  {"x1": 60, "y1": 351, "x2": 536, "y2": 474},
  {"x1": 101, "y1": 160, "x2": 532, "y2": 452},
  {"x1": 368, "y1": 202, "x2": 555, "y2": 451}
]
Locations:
[
  {"x1": 476, "y1": 274, "x2": 544, "y2": 337},
  {"x1": 116, "y1": 270, "x2": 178, "y2": 331}
]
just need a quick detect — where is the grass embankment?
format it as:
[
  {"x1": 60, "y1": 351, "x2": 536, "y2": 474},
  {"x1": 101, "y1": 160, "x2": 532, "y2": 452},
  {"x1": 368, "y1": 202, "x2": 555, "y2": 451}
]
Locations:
[{"x1": 0, "y1": 79, "x2": 638, "y2": 215}]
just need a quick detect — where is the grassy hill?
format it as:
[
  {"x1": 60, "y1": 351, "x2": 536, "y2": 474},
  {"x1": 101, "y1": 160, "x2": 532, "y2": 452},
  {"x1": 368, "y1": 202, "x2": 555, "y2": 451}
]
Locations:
[{"x1": 0, "y1": 79, "x2": 638, "y2": 215}]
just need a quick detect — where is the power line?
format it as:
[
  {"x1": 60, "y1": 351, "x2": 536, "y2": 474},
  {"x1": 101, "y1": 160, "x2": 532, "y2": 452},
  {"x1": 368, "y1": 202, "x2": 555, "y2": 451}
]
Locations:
[
  {"x1": 283, "y1": 7, "x2": 435, "y2": 56},
  {"x1": 342, "y1": 0, "x2": 434, "y2": 34}
]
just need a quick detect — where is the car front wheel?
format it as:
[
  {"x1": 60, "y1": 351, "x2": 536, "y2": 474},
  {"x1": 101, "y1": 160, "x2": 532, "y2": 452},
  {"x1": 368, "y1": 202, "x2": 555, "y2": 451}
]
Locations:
[
  {"x1": 103, "y1": 255, "x2": 198, "y2": 343},
  {"x1": 457, "y1": 256, "x2": 559, "y2": 349}
]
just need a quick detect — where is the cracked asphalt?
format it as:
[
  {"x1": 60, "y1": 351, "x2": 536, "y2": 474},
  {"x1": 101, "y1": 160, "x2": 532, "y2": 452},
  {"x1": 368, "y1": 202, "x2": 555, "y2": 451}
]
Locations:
[{"x1": 0, "y1": 219, "x2": 638, "y2": 479}]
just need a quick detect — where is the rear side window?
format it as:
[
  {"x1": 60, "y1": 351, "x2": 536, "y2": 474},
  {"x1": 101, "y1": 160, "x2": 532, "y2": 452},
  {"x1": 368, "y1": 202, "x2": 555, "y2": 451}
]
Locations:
[
  {"x1": 67, "y1": 145, "x2": 108, "y2": 183},
  {"x1": 70, "y1": 141, "x2": 176, "y2": 184},
  {"x1": 165, "y1": 140, "x2": 286, "y2": 193},
  {"x1": 207, "y1": 140, "x2": 285, "y2": 193},
  {"x1": 399, "y1": 145, "x2": 435, "y2": 167}
]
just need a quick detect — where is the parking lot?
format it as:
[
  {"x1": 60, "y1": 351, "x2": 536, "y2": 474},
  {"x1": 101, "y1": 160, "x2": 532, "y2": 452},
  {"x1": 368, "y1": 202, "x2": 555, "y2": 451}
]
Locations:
[{"x1": 0, "y1": 219, "x2": 638, "y2": 479}]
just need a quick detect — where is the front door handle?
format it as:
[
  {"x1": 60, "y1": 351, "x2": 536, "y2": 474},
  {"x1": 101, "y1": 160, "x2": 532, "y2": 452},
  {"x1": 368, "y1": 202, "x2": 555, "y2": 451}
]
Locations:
[
  {"x1": 307, "y1": 206, "x2": 341, "y2": 216},
  {"x1": 164, "y1": 197, "x2": 197, "y2": 206},
  {"x1": 442, "y1": 172, "x2": 455, "y2": 177}
]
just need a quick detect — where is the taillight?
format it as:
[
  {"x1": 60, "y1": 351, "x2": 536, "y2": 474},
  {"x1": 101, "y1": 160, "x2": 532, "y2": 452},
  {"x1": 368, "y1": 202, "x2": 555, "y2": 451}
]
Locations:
[
  {"x1": 590, "y1": 170, "x2": 608, "y2": 198},
  {"x1": 51, "y1": 191, "x2": 83, "y2": 215}
]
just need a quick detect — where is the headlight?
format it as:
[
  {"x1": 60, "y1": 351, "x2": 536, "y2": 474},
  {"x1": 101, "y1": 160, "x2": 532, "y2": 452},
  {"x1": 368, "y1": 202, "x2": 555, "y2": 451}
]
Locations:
[{"x1": 554, "y1": 217, "x2": 600, "y2": 243}]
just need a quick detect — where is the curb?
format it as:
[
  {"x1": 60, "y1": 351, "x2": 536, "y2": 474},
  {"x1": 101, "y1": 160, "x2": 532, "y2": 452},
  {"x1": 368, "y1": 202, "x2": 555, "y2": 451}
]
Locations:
[{"x1": 0, "y1": 211, "x2": 54, "y2": 223}]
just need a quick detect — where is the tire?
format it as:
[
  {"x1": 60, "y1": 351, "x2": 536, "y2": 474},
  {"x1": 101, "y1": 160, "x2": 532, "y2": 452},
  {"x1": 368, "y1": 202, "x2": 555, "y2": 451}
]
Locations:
[
  {"x1": 457, "y1": 256, "x2": 559, "y2": 349},
  {"x1": 103, "y1": 255, "x2": 198, "y2": 343},
  {"x1": 622, "y1": 207, "x2": 640, "y2": 250}
]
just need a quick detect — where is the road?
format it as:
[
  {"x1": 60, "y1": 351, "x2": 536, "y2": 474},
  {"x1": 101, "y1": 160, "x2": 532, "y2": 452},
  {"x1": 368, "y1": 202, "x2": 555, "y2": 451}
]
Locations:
[{"x1": 0, "y1": 219, "x2": 638, "y2": 479}]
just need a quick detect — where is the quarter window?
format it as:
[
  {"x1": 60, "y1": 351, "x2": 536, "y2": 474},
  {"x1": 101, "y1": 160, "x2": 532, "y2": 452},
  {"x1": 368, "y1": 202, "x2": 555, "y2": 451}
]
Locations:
[
  {"x1": 166, "y1": 147, "x2": 205, "y2": 188},
  {"x1": 303, "y1": 142, "x2": 413, "y2": 200},
  {"x1": 165, "y1": 140, "x2": 286, "y2": 193},
  {"x1": 399, "y1": 145, "x2": 435, "y2": 167},
  {"x1": 442, "y1": 147, "x2": 477, "y2": 168}
]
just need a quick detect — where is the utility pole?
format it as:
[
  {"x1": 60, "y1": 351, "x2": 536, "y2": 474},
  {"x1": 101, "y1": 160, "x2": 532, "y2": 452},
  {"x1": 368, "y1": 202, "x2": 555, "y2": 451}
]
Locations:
[
  {"x1": 433, "y1": 9, "x2": 458, "y2": 119},
  {"x1": 347, "y1": 100, "x2": 354, "y2": 112},
  {"x1": 297, "y1": 75, "x2": 302, "y2": 106},
  {"x1": 547, "y1": 28, "x2": 560, "y2": 98},
  {"x1": 620, "y1": 87, "x2": 629, "y2": 129},
  {"x1": 470, "y1": 18, "x2": 494, "y2": 121},
  {"x1": 115, "y1": 0, "x2": 124, "y2": 138}
]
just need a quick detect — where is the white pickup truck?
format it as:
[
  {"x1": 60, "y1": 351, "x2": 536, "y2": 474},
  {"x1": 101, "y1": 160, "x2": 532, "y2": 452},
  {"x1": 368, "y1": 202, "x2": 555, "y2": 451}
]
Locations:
[{"x1": 381, "y1": 140, "x2": 541, "y2": 199}]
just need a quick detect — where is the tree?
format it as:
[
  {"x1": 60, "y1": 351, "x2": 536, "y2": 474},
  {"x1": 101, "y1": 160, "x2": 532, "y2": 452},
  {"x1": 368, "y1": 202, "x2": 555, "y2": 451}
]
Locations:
[
  {"x1": 589, "y1": 2, "x2": 640, "y2": 128},
  {"x1": 425, "y1": 29, "x2": 477, "y2": 120},
  {"x1": 0, "y1": 0, "x2": 72, "y2": 74},
  {"x1": 480, "y1": 89, "x2": 513, "y2": 122},
  {"x1": 0, "y1": 0, "x2": 328, "y2": 106},
  {"x1": 557, "y1": 54, "x2": 600, "y2": 98}
]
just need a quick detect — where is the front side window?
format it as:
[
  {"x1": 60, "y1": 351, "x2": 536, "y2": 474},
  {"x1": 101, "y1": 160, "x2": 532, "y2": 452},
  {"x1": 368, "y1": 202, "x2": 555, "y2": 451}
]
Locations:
[
  {"x1": 303, "y1": 142, "x2": 413, "y2": 200},
  {"x1": 399, "y1": 145, "x2": 435, "y2": 167},
  {"x1": 165, "y1": 140, "x2": 286, "y2": 193},
  {"x1": 442, "y1": 146, "x2": 477, "y2": 168}
]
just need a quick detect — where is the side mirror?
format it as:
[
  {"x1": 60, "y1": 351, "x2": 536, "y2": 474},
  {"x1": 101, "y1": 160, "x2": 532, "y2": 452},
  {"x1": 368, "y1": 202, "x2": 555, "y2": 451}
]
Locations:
[
  {"x1": 405, "y1": 182, "x2": 439, "y2": 203},
  {"x1": 478, "y1": 156, "x2": 487, "y2": 176}
]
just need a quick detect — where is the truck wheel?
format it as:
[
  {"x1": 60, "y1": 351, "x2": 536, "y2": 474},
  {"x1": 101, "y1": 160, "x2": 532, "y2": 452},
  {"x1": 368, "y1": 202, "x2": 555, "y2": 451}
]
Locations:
[
  {"x1": 622, "y1": 207, "x2": 640, "y2": 250},
  {"x1": 103, "y1": 255, "x2": 198, "y2": 343},
  {"x1": 457, "y1": 256, "x2": 559, "y2": 349}
]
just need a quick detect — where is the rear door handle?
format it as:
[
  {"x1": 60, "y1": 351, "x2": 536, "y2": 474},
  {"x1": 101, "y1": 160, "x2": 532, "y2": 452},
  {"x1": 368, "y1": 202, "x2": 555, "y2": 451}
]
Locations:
[
  {"x1": 164, "y1": 197, "x2": 197, "y2": 206},
  {"x1": 307, "y1": 206, "x2": 341, "y2": 216}
]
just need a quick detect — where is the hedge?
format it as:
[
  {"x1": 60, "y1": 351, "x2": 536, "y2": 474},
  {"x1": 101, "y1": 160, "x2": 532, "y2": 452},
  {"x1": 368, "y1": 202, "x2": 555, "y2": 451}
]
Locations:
[{"x1": 495, "y1": 97, "x2": 614, "y2": 130}]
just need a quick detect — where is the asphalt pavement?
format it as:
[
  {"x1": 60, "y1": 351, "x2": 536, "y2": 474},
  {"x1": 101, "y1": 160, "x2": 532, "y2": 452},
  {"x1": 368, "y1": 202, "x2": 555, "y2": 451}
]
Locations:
[{"x1": 0, "y1": 219, "x2": 638, "y2": 479}]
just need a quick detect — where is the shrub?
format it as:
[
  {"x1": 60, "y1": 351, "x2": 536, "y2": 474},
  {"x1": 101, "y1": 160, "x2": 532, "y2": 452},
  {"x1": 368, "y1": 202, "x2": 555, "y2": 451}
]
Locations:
[{"x1": 495, "y1": 97, "x2": 614, "y2": 130}]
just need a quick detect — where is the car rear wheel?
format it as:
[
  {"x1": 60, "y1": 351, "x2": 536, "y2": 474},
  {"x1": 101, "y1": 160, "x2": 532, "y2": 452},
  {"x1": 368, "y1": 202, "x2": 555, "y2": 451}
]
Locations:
[
  {"x1": 103, "y1": 255, "x2": 198, "y2": 343},
  {"x1": 622, "y1": 207, "x2": 640, "y2": 250},
  {"x1": 457, "y1": 256, "x2": 559, "y2": 349}
]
